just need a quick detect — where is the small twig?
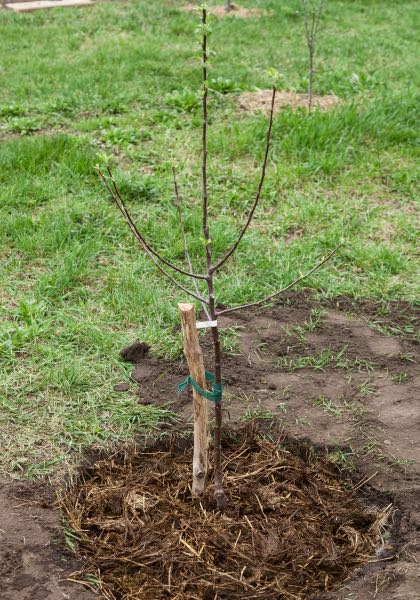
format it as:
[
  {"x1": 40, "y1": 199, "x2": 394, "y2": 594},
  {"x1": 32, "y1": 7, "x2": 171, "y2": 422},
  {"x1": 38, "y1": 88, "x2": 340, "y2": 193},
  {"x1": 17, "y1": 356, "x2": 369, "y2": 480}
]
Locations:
[
  {"x1": 314, "y1": 0, "x2": 326, "y2": 36},
  {"x1": 179, "y1": 535, "x2": 201, "y2": 558},
  {"x1": 233, "y1": 529, "x2": 242, "y2": 548},
  {"x1": 244, "y1": 514, "x2": 255, "y2": 531},
  {"x1": 255, "y1": 493, "x2": 269, "y2": 523},
  {"x1": 213, "y1": 86, "x2": 277, "y2": 273},
  {"x1": 352, "y1": 471, "x2": 378, "y2": 492},
  {"x1": 217, "y1": 244, "x2": 341, "y2": 316},
  {"x1": 172, "y1": 167, "x2": 211, "y2": 320}
]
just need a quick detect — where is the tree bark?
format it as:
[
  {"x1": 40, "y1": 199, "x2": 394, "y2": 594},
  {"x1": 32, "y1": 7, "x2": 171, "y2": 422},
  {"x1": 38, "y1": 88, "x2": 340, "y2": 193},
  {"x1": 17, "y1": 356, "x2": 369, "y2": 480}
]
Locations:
[{"x1": 210, "y1": 323, "x2": 226, "y2": 510}]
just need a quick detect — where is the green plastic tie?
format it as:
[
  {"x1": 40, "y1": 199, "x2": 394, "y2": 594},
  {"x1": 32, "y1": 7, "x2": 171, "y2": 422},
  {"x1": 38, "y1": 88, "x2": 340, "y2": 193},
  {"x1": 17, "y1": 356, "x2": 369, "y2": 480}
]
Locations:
[{"x1": 177, "y1": 370, "x2": 222, "y2": 404}]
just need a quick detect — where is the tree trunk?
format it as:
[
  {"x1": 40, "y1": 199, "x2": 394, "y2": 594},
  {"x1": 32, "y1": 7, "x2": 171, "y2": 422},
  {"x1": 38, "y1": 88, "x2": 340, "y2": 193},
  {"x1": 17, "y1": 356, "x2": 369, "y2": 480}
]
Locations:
[{"x1": 211, "y1": 323, "x2": 226, "y2": 510}]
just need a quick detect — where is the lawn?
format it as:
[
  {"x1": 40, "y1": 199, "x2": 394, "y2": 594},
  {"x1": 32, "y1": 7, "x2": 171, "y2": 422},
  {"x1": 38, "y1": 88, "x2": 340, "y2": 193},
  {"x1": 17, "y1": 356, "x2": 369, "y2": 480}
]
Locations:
[{"x1": 0, "y1": 0, "x2": 418, "y2": 477}]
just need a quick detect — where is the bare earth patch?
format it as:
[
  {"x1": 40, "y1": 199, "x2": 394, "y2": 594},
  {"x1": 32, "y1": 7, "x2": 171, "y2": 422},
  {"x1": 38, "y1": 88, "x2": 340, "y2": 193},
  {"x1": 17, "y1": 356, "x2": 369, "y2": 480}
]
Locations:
[
  {"x1": 238, "y1": 90, "x2": 340, "y2": 113},
  {"x1": 0, "y1": 478, "x2": 97, "y2": 600},
  {"x1": 181, "y1": 3, "x2": 267, "y2": 18}
]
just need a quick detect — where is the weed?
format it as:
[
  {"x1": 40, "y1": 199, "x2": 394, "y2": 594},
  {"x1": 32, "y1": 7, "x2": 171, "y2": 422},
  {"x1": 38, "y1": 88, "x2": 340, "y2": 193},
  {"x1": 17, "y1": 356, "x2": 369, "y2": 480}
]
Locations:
[
  {"x1": 99, "y1": 127, "x2": 143, "y2": 148},
  {"x1": 210, "y1": 77, "x2": 242, "y2": 94},
  {"x1": 5, "y1": 116, "x2": 44, "y2": 135},
  {"x1": 327, "y1": 447, "x2": 356, "y2": 471},
  {"x1": 356, "y1": 378, "x2": 377, "y2": 397},
  {"x1": 294, "y1": 417, "x2": 311, "y2": 426},
  {"x1": 278, "y1": 347, "x2": 378, "y2": 373},
  {"x1": 361, "y1": 439, "x2": 386, "y2": 461},
  {"x1": 369, "y1": 321, "x2": 416, "y2": 338},
  {"x1": 285, "y1": 307, "x2": 326, "y2": 341},
  {"x1": 64, "y1": 528, "x2": 81, "y2": 552},
  {"x1": 389, "y1": 456, "x2": 415, "y2": 467},
  {"x1": 240, "y1": 407, "x2": 276, "y2": 423},
  {"x1": 166, "y1": 89, "x2": 201, "y2": 113},
  {"x1": 219, "y1": 326, "x2": 243, "y2": 355},
  {"x1": 278, "y1": 346, "x2": 348, "y2": 371},
  {"x1": 313, "y1": 394, "x2": 343, "y2": 418},
  {"x1": 400, "y1": 353, "x2": 416, "y2": 363},
  {"x1": 282, "y1": 387, "x2": 291, "y2": 400},
  {"x1": 343, "y1": 400, "x2": 366, "y2": 421},
  {"x1": 391, "y1": 371, "x2": 408, "y2": 384}
]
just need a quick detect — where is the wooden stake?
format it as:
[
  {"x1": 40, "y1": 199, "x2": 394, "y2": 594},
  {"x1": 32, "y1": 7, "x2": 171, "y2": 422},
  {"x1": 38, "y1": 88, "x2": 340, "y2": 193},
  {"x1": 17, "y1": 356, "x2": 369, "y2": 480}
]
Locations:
[
  {"x1": 5, "y1": 0, "x2": 93, "y2": 12},
  {"x1": 178, "y1": 303, "x2": 208, "y2": 496}
]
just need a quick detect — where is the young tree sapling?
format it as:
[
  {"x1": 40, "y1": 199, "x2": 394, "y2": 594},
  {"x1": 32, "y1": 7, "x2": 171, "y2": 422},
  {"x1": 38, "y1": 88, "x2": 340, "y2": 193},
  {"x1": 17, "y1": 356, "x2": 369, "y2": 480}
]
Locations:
[
  {"x1": 301, "y1": 0, "x2": 326, "y2": 110},
  {"x1": 99, "y1": 4, "x2": 340, "y2": 510}
]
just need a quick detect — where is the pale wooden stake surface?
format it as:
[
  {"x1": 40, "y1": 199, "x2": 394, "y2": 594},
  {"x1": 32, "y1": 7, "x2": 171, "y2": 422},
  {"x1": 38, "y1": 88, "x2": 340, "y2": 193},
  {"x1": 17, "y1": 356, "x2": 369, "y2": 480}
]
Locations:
[
  {"x1": 6, "y1": 0, "x2": 93, "y2": 12},
  {"x1": 178, "y1": 303, "x2": 208, "y2": 496}
]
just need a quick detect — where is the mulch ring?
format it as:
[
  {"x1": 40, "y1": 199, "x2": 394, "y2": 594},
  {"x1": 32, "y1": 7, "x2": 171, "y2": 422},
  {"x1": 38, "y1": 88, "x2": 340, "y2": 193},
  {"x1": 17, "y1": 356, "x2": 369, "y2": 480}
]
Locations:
[
  {"x1": 238, "y1": 90, "x2": 340, "y2": 114},
  {"x1": 59, "y1": 430, "x2": 393, "y2": 600}
]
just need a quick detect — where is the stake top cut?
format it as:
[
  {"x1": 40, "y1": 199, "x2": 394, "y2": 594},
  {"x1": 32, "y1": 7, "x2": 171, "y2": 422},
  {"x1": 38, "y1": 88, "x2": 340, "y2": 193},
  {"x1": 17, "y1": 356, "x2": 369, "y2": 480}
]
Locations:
[{"x1": 179, "y1": 303, "x2": 195, "y2": 313}]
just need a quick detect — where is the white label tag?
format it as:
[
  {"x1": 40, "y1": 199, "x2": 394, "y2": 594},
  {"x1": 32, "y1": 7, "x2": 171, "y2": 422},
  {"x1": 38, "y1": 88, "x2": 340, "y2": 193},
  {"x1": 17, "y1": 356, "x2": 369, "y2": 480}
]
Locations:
[{"x1": 196, "y1": 320, "x2": 218, "y2": 329}]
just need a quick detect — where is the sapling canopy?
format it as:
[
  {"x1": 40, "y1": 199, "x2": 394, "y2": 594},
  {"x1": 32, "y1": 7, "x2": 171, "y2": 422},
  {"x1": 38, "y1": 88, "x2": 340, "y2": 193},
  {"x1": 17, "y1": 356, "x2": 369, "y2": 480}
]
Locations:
[
  {"x1": 301, "y1": 0, "x2": 326, "y2": 109},
  {"x1": 99, "y1": 3, "x2": 340, "y2": 510}
]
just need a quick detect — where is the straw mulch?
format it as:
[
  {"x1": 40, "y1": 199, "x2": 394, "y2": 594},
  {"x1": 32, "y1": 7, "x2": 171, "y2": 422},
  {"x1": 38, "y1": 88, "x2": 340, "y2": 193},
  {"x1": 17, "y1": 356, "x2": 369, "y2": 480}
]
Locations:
[
  {"x1": 238, "y1": 90, "x2": 339, "y2": 114},
  {"x1": 60, "y1": 434, "x2": 391, "y2": 600}
]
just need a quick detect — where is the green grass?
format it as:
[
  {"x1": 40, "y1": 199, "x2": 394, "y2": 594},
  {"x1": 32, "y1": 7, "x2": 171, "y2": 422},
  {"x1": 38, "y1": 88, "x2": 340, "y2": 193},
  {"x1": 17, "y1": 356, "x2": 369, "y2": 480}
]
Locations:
[
  {"x1": 277, "y1": 346, "x2": 376, "y2": 373},
  {"x1": 311, "y1": 394, "x2": 366, "y2": 421},
  {"x1": 283, "y1": 307, "x2": 326, "y2": 341},
  {"x1": 0, "y1": 0, "x2": 419, "y2": 476}
]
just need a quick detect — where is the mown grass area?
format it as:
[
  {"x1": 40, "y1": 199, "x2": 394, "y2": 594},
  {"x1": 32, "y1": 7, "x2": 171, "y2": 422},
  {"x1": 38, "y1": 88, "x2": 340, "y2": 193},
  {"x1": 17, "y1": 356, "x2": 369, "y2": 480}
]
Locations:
[{"x1": 0, "y1": 0, "x2": 418, "y2": 477}]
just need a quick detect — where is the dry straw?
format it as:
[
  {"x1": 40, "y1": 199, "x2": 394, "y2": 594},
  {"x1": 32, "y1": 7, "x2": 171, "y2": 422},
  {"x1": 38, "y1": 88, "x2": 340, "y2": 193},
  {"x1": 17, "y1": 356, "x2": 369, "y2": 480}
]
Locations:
[{"x1": 60, "y1": 431, "x2": 391, "y2": 600}]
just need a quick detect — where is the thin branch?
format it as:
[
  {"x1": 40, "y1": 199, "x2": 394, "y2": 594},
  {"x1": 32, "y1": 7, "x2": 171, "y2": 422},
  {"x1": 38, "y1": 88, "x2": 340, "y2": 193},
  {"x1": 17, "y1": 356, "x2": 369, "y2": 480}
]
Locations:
[
  {"x1": 212, "y1": 86, "x2": 277, "y2": 273},
  {"x1": 100, "y1": 167, "x2": 208, "y2": 282},
  {"x1": 302, "y1": 0, "x2": 325, "y2": 40},
  {"x1": 99, "y1": 169, "x2": 209, "y2": 305},
  {"x1": 172, "y1": 167, "x2": 211, "y2": 320},
  {"x1": 216, "y1": 244, "x2": 341, "y2": 316},
  {"x1": 201, "y1": 7, "x2": 212, "y2": 277},
  {"x1": 302, "y1": 0, "x2": 311, "y2": 42},
  {"x1": 314, "y1": 0, "x2": 325, "y2": 36}
]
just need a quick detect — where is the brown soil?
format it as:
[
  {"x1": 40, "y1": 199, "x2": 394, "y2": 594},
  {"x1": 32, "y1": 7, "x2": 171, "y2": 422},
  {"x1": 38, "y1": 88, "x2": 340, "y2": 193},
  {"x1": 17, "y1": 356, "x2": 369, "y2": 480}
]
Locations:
[
  {"x1": 0, "y1": 477, "x2": 97, "y2": 600},
  {"x1": 118, "y1": 291, "x2": 419, "y2": 599},
  {"x1": 181, "y1": 3, "x2": 267, "y2": 18},
  {"x1": 60, "y1": 433, "x2": 393, "y2": 600},
  {"x1": 238, "y1": 90, "x2": 340, "y2": 113}
]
